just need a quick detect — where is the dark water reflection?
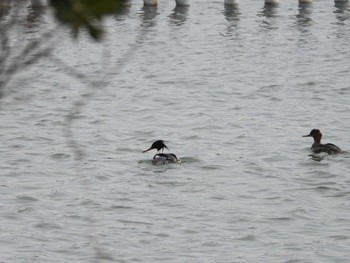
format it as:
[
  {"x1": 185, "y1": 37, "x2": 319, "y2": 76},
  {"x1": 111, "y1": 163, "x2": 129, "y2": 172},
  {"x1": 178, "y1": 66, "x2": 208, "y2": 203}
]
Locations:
[
  {"x1": 141, "y1": 5, "x2": 157, "y2": 21},
  {"x1": 334, "y1": 1, "x2": 350, "y2": 24},
  {"x1": 260, "y1": 4, "x2": 279, "y2": 18},
  {"x1": 296, "y1": 3, "x2": 313, "y2": 27},
  {"x1": 26, "y1": 5, "x2": 46, "y2": 29},
  {"x1": 139, "y1": 5, "x2": 158, "y2": 28},
  {"x1": 257, "y1": 4, "x2": 279, "y2": 30},
  {"x1": 334, "y1": 1, "x2": 349, "y2": 10},
  {"x1": 168, "y1": 5, "x2": 189, "y2": 26},
  {"x1": 114, "y1": 5, "x2": 131, "y2": 21},
  {"x1": 0, "y1": 3, "x2": 12, "y2": 21},
  {"x1": 223, "y1": 4, "x2": 240, "y2": 23},
  {"x1": 222, "y1": 5, "x2": 240, "y2": 38}
]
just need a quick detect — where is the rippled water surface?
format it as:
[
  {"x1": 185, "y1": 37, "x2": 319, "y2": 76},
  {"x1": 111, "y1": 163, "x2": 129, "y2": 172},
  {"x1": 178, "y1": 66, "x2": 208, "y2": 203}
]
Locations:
[{"x1": 1, "y1": 0, "x2": 350, "y2": 262}]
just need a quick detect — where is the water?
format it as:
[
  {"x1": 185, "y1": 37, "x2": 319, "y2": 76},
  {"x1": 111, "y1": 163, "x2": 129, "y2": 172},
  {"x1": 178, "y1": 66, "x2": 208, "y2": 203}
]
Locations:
[{"x1": 1, "y1": 0, "x2": 350, "y2": 262}]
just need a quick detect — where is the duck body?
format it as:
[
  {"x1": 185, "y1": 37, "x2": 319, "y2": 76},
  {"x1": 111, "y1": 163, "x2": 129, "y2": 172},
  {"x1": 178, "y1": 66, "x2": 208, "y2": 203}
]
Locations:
[
  {"x1": 143, "y1": 140, "x2": 181, "y2": 165},
  {"x1": 152, "y1": 153, "x2": 180, "y2": 165},
  {"x1": 303, "y1": 129, "x2": 342, "y2": 155},
  {"x1": 311, "y1": 142, "x2": 341, "y2": 155}
]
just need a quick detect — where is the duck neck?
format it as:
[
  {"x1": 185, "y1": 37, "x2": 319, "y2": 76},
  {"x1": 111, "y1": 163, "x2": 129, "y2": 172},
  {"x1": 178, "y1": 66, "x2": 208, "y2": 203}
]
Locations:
[{"x1": 313, "y1": 135, "x2": 322, "y2": 144}]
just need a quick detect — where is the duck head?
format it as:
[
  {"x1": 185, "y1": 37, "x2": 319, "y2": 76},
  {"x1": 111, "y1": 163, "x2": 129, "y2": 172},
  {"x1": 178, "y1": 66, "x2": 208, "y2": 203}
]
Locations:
[
  {"x1": 143, "y1": 140, "x2": 169, "y2": 153},
  {"x1": 303, "y1": 129, "x2": 322, "y2": 143}
]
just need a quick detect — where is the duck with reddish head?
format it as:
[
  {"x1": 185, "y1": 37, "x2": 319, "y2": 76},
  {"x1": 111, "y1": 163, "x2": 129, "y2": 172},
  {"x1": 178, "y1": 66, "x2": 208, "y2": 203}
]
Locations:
[
  {"x1": 303, "y1": 129, "x2": 342, "y2": 155},
  {"x1": 143, "y1": 140, "x2": 181, "y2": 165}
]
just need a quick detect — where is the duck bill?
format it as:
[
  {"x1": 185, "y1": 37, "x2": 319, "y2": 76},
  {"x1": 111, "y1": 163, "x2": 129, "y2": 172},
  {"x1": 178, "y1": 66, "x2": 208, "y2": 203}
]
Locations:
[
  {"x1": 302, "y1": 134, "x2": 311, "y2": 137},
  {"x1": 143, "y1": 147, "x2": 153, "y2": 153}
]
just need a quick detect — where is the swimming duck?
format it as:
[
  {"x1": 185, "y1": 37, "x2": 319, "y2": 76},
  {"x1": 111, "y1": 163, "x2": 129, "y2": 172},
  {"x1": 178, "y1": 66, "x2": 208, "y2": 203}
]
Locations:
[
  {"x1": 143, "y1": 140, "x2": 181, "y2": 165},
  {"x1": 302, "y1": 129, "x2": 342, "y2": 154}
]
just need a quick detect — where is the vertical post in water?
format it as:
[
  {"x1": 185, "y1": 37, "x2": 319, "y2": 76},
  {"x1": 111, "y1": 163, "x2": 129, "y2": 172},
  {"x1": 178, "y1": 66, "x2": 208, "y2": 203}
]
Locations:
[
  {"x1": 176, "y1": 0, "x2": 190, "y2": 6},
  {"x1": 265, "y1": 0, "x2": 280, "y2": 5},
  {"x1": 144, "y1": 0, "x2": 158, "y2": 6},
  {"x1": 224, "y1": 0, "x2": 239, "y2": 5},
  {"x1": 30, "y1": 0, "x2": 47, "y2": 7}
]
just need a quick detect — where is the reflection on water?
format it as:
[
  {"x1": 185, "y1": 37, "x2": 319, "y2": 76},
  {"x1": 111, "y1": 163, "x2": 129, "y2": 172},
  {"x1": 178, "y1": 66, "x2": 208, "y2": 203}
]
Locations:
[
  {"x1": 141, "y1": 5, "x2": 157, "y2": 20},
  {"x1": 140, "y1": 6, "x2": 157, "y2": 27},
  {"x1": 1, "y1": 1, "x2": 47, "y2": 33},
  {"x1": 296, "y1": 3, "x2": 313, "y2": 27},
  {"x1": 334, "y1": 1, "x2": 350, "y2": 24},
  {"x1": 120, "y1": 0, "x2": 132, "y2": 6},
  {"x1": 334, "y1": 1, "x2": 349, "y2": 10},
  {"x1": 114, "y1": 5, "x2": 131, "y2": 21},
  {"x1": 0, "y1": 6, "x2": 11, "y2": 21},
  {"x1": 223, "y1": 4, "x2": 240, "y2": 23},
  {"x1": 0, "y1": 0, "x2": 13, "y2": 22},
  {"x1": 26, "y1": 5, "x2": 46, "y2": 30},
  {"x1": 168, "y1": 5, "x2": 189, "y2": 26},
  {"x1": 259, "y1": 4, "x2": 279, "y2": 18},
  {"x1": 0, "y1": 0, "x2": 12, "y2": 7},
  {"x1": 222, "y1": 4, "x2": 240, "y2": 37},
  {"x1": 294, "y1": 3, "x2": 315, "y2": 46},
  {"x1": 257, "y1": 4, "x2": 279, "y2": 30}
]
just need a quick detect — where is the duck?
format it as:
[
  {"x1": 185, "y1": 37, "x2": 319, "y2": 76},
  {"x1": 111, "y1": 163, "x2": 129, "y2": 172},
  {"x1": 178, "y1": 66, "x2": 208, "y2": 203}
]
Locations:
[
  {"x1": 302, "y1": 129, "x2": 342, "y2": 155},
  {"x1": 143, "y1": 140, "x2": 181, "y2": 165}
]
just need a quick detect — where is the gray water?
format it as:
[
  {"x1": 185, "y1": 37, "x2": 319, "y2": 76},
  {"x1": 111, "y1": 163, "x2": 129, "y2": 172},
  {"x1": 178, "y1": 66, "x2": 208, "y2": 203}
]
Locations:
[{"x1": 1, "y1": 0, "x2": 350, "y2": 262}]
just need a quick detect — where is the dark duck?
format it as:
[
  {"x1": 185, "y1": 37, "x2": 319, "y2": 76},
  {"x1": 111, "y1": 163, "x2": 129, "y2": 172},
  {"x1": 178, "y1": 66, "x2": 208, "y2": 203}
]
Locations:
[
  {"x1": 143, "y1": 140, "x2": 180, "y2": 165},
  {"x1": 303, "y1": 129, "x2": 342, "y2": 155}
]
